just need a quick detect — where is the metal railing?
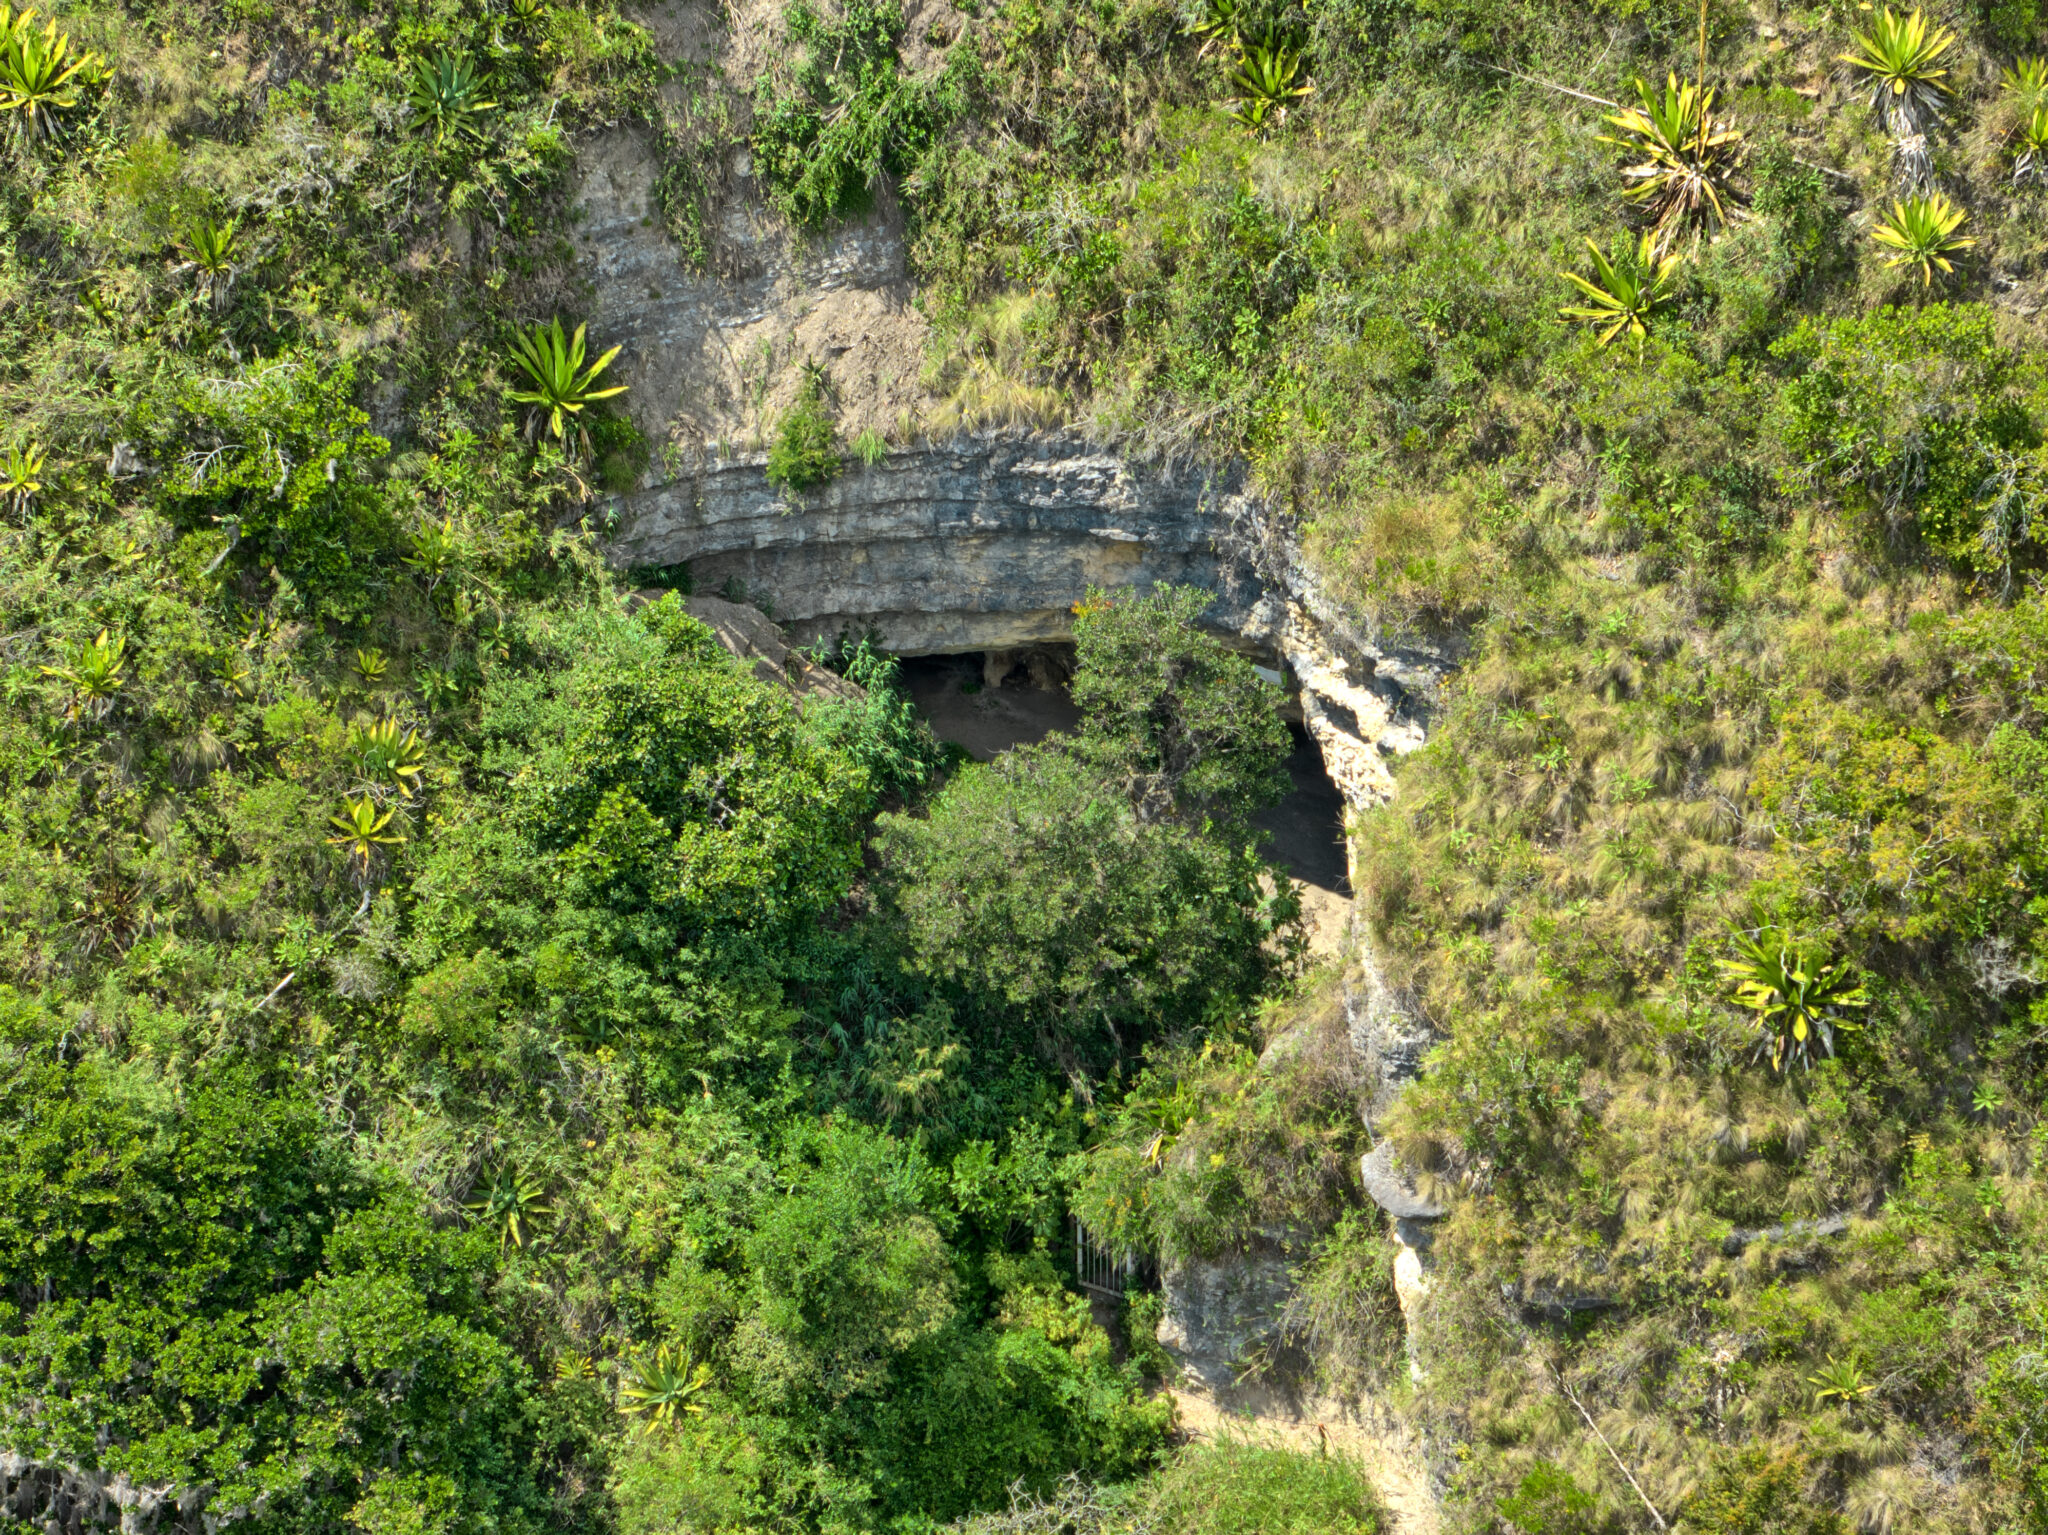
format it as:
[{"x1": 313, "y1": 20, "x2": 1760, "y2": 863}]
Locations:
[{"x1": 1072, "y1": 1217, "x2": 1152, "y2": 1300}]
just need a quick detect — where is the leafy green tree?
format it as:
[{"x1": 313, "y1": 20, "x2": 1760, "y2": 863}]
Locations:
[
  {"x1": 0, "y1": 1011, "x2": 539, "y2": 1532},
  {"x1": 1069, "y1": 583, "x2": 1290, "y2": 831},
  {"x1": 1774, "y1": 303, "x2": 2040, "y2": 562},
  {"x1": 874, "y1": 745, "x2": 1291, "y2": 1066}
]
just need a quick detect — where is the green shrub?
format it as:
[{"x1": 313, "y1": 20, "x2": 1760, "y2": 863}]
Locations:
[
  {"x1": 766, "y1": 372, "x2": 841, "y2": 491},
  {"x1": 1497, "y1": 1460, "x2": 1602, "y2": 1535},
  {"x1": 1146, "y1": 1440, "x2": 1383, "y2": 1535},
  {"x1": 1678, "y1": 1448, "x2": 1843, "y2": 1535},
  {"x1": 750, "y1": 0, "x2": 970, "y2": 228},
  {"x1": 1773, "y1": 303, "x2": 2042, "y2": 567}
]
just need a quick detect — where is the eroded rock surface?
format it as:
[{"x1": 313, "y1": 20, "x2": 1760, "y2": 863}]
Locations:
[
  {"x1": 607, "y1": 435, "x2": 1261, "y2": 654},
  {"x1": 1157, "y1": 1232, "x2": 1303, "y2": 1392}
]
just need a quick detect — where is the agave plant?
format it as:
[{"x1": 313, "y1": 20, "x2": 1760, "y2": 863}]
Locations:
[
  {"x1": 1558, "y1": 234, "x2": 1683, "y2": 349},
  {"x1": 1135, "y1": 1078, "x2": 1200, "y2": 1169},
  {"x1": 408, "y1": 51, "x2": 495, "y2": 146},
  {"x1": 1870, "y1": 191, "x2": 1974, "y2": 286},
  {"x1": 325, "y1": 794, "x2": 405, "y2": 871},
  {"x1": 349, "y1": 718, "x2": 427, "y2": 796},
  {"x1": 1600, "y1": 74, "x2": 1744, "y2": 243},
  {"x1": 2012, "y1": 103, "x2": 2048, "y2": 187},
  {"x1": 463, "y1": 1161, "x2": 551, "y2": 1249},
  {"x1": 1839, "y1": 8, "x2": 1955, "y2": 135},
  {"x1": 404, "y1": 515, "x2": 460, "y2": 589},
  {"x1": 1, "y1": 438, "x2": 44, "y2": 517},
  {"x1": 179, "y1": 216, "x2": 240, "y2": 311},
  {"x1": 1182, "y1": 0, "x2": 1241, "y2": 54},
  {"x1": 1225, "y1": 37, "x2": 1311, "y2": 132},
  {"x1": 39, "y1": 628, "x2": 125, "y2": 720},
  {"x1": 617, "y1": 1343, "x2": 713, "y2": 1433},
  {"x1": 1718, "y1": 928, "x2": 1867, "y2": 1073},
  {"x1": 1809, "y1": 1355, "x2": 1875, "y2": 1406},
  {"x1": 2002, "y1": 55, "x2": 2048, "y2": 115},
  {"x1": 0, "y1": 6, "x2": 104, "y2": 144},
  {"x1": 506, "y1": 318, "x2": 628, "y2": 444}
]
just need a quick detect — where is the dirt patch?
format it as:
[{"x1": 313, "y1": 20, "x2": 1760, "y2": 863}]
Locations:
[
  {"x1": 572, "y1": 0, "x2": 939, "y2": 461},
  {"x1": 903, "y1": 654, "x2": 1082, "y2": 761},
  {"x1": 1170, "y1": 1382, "x2": 1440, "y2": 1535}
]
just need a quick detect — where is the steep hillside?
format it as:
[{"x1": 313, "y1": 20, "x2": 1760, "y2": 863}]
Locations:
[{"x1": 4, "y1": 0, "x2": 2048, "y2": 1530}]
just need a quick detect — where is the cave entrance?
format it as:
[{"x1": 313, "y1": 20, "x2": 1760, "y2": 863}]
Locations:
[{"x1": 899, "y1": 648, "x2": 1353, "y2": 948}]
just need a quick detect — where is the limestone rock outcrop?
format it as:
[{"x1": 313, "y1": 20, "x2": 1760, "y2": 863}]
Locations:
[
  {"x1": 607, "y1": 436, "x2": 1262, "y2": 655},
  {"x1": 1156, "y1": 1231, "x2": 1304, "y2": 1392}
]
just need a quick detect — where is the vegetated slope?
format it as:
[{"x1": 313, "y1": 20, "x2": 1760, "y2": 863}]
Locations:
[
  {"x1": 0, "y1": 4, "x2": 1344, "y2": 1533},
  {"x1": 778, "y1": 0, "x2": 2048, "y2": 1528}
]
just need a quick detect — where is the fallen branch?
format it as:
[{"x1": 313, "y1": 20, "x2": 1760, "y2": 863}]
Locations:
[
  {"x1": 1555, "y1": 1368, "x2": 1668, "y2": 1531},
  {"x1": 1478, "y1": 62, "x2": 1859, "y2": 184},
  {"x1": 1476, "y1": 60, "x2": 1618, "y2": 109}
]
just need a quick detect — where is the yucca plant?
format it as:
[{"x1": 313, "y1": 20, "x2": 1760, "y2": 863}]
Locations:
[
  {"x1": 179, "y1": 216, "x2": 240, "y2": 311},
  {"x1": 1870, "y1": 191, "x2": 1974, "y2": 286},
  {"x1": 0, "y1": 6, "x2": 103, "y2": 144},
  {"x1": 1182, "y1": 0, "x2": 1241, "y2": 53},
  {"x1": 1135, "y1": 1078, "x2": 1201, "y2": 1168},
  {"x1": 617, "y1": 1344, "x2": 713, "y2": 1434},
  {"x1": 1559, "y1": 234, "x2": 1683, "y2": 349},
  {"x1": 351, "y1": 646, "x2": 389, "y2": 687},
  {"x1": 1600, "y1": 73, "x2": 1744, "y2": 243},
  {"x1": 1, "y1": 438, "x2": 44, "y2": 517},
  {"x1": 506, "y1": 318, "x2": 628, "y2": 445},
  {"x1": 39, "y1": 628, "x2": 125, "y2": 720},
  {"x1": 404, "y1": 515, "x2": 460, "y2": 589},
  {"x1": 1225, "y1": 37, "x2": 1311, "y2": 132},
  {"x1": 2001, "y1": 55, "x2": 2047, "y2": 114},
  {"x1": 1719, "y1": 928, "x2": 1867, "y2": 1073},
  {"x1": 2012, "y1": 103, "x2": 2048, "y2": 186},
  {"x1": 349, "y1": 718, "x2": 427, "y2": 796},
  {"x1": 509, "y1": 0, "x2": 548, "y2": 18},
  {"x1": 408, "y1": 51, "x2": 495, "y2": 145},
  {"x1": 1809, "y1": 1355, "x2": 1875, "y2": 1406},
  {"x1": 1839, "y1": 8, "x2": 1955, "y2": 134},
  {"x1": 463, "y1": 1161, "x2": 551, "y2": 1249},
  {"x1": 325, "y1": 795, "x2": 405, "y2": 871}
]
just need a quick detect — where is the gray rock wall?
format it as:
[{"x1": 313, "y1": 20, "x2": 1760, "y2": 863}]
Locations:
[{"x1": 605, "y1": 434, "x2": 1266, "y2": 654}]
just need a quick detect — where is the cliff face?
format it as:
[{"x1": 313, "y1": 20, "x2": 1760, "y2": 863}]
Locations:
[{"x1": 605, "y1": 434, "x2": 1262, "y2": 654}]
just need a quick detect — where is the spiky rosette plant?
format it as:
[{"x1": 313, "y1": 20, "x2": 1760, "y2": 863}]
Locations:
[
  {"x1": 1839, "y1": 7, "x2": 1955, "y2": 135},
  {"x1": 2003, "y1": 55, "x2": 2048, "y2": 114},
  {"x1": 1719, "y1": 929, "x2": 1868, "y2": 1073},
  {"x1": 617, "y1": 1344, "x2": 713, "y2": 1434},
  {"x1": 1600, "y1": 73, "x2": 1745, "y2": 243},
  {"x1": 0, "y1": 5, "x2": 104, "y2": 144},
  {"x1": 1558, "y1": 233, "x2": 1684, "y2": 349},
  {"x1": 2012, "y1": 104, "x2": 2048, "y2": 187},
  {"x1": 408, "y1": 51, "x2": 495, "y2": 145},
  {"x1": 1224, "y1": 36, "x2": 1311, "y2": 132},
  {"x1": 506, "y1": 318, "x2": 628, "y2": 446},
  {"x1": 1870, "y1": 191, "x2": 1974, "y2": 285}
]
